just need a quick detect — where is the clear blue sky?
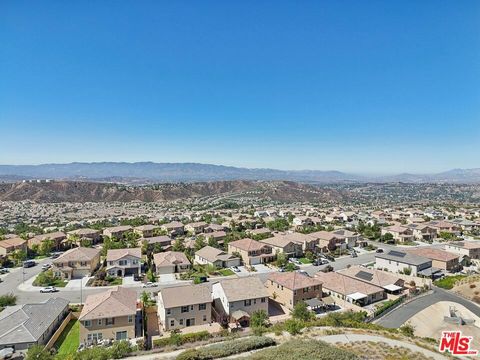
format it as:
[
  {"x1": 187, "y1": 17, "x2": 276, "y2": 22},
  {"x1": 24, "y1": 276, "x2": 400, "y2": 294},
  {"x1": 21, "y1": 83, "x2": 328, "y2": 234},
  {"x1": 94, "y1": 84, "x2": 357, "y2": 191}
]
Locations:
[{"x1": 1, "y1": 1, "x2": 479, "y2": 174}]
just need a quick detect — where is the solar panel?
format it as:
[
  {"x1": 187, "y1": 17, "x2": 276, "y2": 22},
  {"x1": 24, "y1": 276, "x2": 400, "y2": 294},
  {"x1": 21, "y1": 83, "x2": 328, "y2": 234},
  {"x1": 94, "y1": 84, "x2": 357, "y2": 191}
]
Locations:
[
  {"x1": 355, "y1": 270, "x2": 374, "y2": 281},
  {"x1": 389, "y1": 250, "x2": 406, "y2": 258}
]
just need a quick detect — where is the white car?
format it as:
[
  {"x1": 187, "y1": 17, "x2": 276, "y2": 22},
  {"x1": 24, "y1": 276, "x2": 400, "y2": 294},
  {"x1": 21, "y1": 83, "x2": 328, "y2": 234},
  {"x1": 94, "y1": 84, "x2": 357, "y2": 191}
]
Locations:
[
  {"x1": 142, "y1": 282, "x2": 158, "y2": 288},
  {"x1": 41, "y1": 264, "x2": 52, "y2": 271},
  {"x1": 40, "y1": 286, "x2": 58, "y2": 293},
  {"x1": 230, "y1": 266, "x2": 241, "y2": 273}
]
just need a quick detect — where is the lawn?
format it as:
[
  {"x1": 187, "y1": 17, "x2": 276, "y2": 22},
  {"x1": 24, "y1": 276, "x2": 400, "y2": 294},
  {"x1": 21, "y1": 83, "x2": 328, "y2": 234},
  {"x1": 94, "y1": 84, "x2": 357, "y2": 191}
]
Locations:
[
  {"x1": 299, "y1": 258, "x2": 312, "y2": 264},
  {"x1": 54, "y1": 319, "x2": 79, "y2": 358},
  {"x1": 434, "y1": 275, "x2": 467, "y2": 289},
  {"x1": 217, "y1": 268, "x2": 235, "y2": 276},
  {"x1": 108, "y1": 277, "x2": 123, "y2": 286}
]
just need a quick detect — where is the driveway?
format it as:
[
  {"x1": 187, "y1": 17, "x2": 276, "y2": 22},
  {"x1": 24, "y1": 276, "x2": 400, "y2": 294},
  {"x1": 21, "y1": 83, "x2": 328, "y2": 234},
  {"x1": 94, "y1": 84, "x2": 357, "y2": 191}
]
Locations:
[
  {"x1": 65, "y1": 276, "x2": 91, "y2": 289},
  {"x1": 158, "y1": 274, "x2": 176, "y2": 283},
  {"x1": 123, "y1": 275, "x2": 140, "y2": 286}
]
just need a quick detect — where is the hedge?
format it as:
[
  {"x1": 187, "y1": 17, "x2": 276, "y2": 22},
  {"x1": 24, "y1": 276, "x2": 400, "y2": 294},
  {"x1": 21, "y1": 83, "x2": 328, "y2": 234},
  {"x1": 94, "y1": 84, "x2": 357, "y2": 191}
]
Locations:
[
  {"x1": 176, "y1": 336, "x2": 276, "y2": 360},
  {"x1": 153, "y1": 330, "x2": 211, "y2": 348}
]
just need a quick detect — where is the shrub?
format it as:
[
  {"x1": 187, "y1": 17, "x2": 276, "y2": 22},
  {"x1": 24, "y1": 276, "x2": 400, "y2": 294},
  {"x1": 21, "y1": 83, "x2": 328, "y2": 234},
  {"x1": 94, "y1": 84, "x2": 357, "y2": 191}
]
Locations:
[
  {"x1": 109, "y1": 340, "x2": 134, "y2": 359},
  {"x1": 25, "y1": 345, "x2": 54, "y2": 360},
  {"x1": 284, "y1": 319, "x2": 304, "y2": 335},
  {"x1": 176, "y1": 336, "x2": 276, "y2": 360},
  {"x1": 152, "y1": 330, "x2": 211, "y2": 348},
  {"x1": 399, "y1": 323, "x2": 415, "y2": 337},
  {"x1": 292, "y1": 301, "x2": 314, "y2": 321},
  {"x1": 249, "y1": 339, "x2": 358, "y2": 360},
  {"x1": 0, "y1": 293, "x2": 16, "y2": 307},
  {"x1": 469, "y1": 284, "x2": 476, "y2": 289}
]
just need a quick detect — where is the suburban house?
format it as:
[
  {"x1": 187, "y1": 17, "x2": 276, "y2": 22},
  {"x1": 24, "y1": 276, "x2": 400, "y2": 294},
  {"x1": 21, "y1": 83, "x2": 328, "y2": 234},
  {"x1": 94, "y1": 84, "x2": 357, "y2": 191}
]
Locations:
[
  {"x1": 0, "y1": 237, "x2": 27, "y2": 257},
  {"x1": 139, "y1": 235, "x2": 172, "y2": 250},
  {"x1": 407, "y1": 248, "x2": 460, "y2": 272},
  {"x1": 194, "y1": 246, "x2": 241, "y2": 268},
  {"x1": 204, "y1": 231, "x2": 227, "y2": 245},
  {"x1": 428, "y1": 220, "x2": 461, "y2": 235},
  {"x1": 381, "y1": 225, "x2": 415, "y2": 243},
  {"x1": 185, "y1": 221, "x2": 207, "y2": 234},
  {"x1": 375, "y1": 250, "x2": 436, "y2": 277},
  {"x1": 314, "y1": 271, "x2": 385, "y2": 306},
  {"x1": 79, "y1": 287, "x2": 138, "y2": 345},
  {"x1": 338, "y1": 265, "x2": 404, "y2": 294},
  {"x1": 29, "y1": 231, "x2": 67, "y2": 251},
  {"x1": 160, "y1": 221, "x2": 185, "y2": 237},
  {"x1": 246, "y1": 228, "x2": 272, "y2": 238},
  {"x1": 67, "y1": 228, "x2": 102, "y2": 246},
  {"x1": 157, "y1": 284, "x2": 212, "y2": 331},
  {"x1": 293, "y1": 216, "x2": 315, "y2": 228},
  {"x1": 212, "y1": 277, "x2": 269, "y2": 326},
  {"x1": 52, "y1": 247, "x2": 101, "y2": 280},
  {"x1": 106, "y1": 248, "x2": 142, "y2": 277},
  {"x1": 134, "y1": 225, "x2": 159, "y2": 238},
  {"x1": 261, "y1": 236, "x2": 303, "y2": 258},
  {"x1": 103, "y1": 226, "x2": 133, "y2": 239},
  {"x1": 308, "y1": 231, "x2": 341, "y2": 252},
  {"x1": 205, "y1": 224, "x2": 227, "y2": 233},
  {"x1": 153, "y1": 251, "x2": 191, "y2": 274},
  {"x1": 227, "y1": 238, "x2": 274, "y2": 265},
  {"x1": 445, "y1": 241, "x2": 480, "y2": 260},
  {"x1": 332, "y1": 229, "x2": 360, "y2": 249},
  {"x1": 0, "y1": 298, "x2": 69, "y2": 351},
  {"x1": 265, "y1": 272, "x2": 322, "y2": 310},
  {"x1": 274, "y1": 232, "x2": 319, "y2": 253},
  {"x1": 448, "y1": 219, "x2": 480, "y2": 232},
  {"x1": 406, "y1": 224, "x2": 437, "y2": 241}
]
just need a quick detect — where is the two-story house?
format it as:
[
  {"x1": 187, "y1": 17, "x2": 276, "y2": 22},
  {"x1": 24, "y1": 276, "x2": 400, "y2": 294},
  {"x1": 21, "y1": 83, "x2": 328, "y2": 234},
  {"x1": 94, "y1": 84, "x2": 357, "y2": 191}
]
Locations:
[
  {"x1": 103, "y1": 226, "x2": 133, "y2": 239},
  {"x1": 0, "y1": 237, "x2": 27, "y2": 257},
  {"x1": 79, "y1": 286, "x2": 138, "y2": 345},
  {"x1": 157, "y1": 284, "x2": 212, "y2": 331},
  {"x1": 381, "y1": 225, "x2": 415, "y2": 243},
  {"x1": 212, "y1": 277, "x2": 269, "y2": 327},
  {"x1": 52, "y1": 247, "x2": 101, "y2": 280},
  {"x1": 227, "y1": 238, "x2": 274, "y2": 265},
  {"x1": 185, "y1": 222, "x2": 207, "y2": 234},
  {"x1": 133, "y1": 225, "x2": 159, "y2": 238},
  {"x1": 153, "y1": 251, "x2": 191, "y2": 274},
  {"x1": 29, "y1": 231, "x2": 67, "y2": 251},
  {"x1": 67, "y1": 228, "x2": 102, "y2": 246},
  {"x1": 265, "y1": 272, "x2": 322, "y2": 310},
  {"x1": 106, "y1": 248, "x2": 142, "y2": 277},
  {"x1": 194, "y1": 246, "x2": 241, "y2": 268}
]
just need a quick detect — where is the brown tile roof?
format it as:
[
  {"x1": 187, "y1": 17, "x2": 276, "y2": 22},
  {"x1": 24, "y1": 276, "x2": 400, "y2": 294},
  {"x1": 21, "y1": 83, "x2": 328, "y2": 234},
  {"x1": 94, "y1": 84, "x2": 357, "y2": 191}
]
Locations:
[
  {"x1": 408, "y1": 247, "x2": 459, "y2": 262},
  {"x1": 195, "y1": 246, "x2": 237, "y2": 262},
  {"x1": 34, "y1": 231, "x2": 66, "y2": 241},
  {"x1": 53, "y1": 247, "x2": 100, "y2": 263},
  {"x1": 67, "y1": 228, "x2": 99, "y2": 236},
  {"x1": 447, "y1": 241, "x2": 480, "y2": 250},
  {"x1": 229, "y1": 238, "x2": 268, "y2": 251},
  {"x1": 0, "y1": 237, "x2": 26, "y2": 248},
  {"x1": 314, "y1": 271, "x2": 384, "y2": 296},
  {"x1": 153, "y1": 251, "x2": 190, "y2": 267},
  {"x1": 267, "y1": 272, "x2": 322, "y2": 290},
  {"x1": 214, "y1": 277, "x2": 268, "y2": 302},
  {"x1": 79, "y1": 286, "x2": 137, "y2": 321},
  {"x1": 106, "y1": 248, "x2": 142, "y2": 262},
  {"x1": 159, "y1": 284, "x2": 211, "y2": 308},
  {"x1": 338, "y1": 265, "x2": 404, "y2": 288}
]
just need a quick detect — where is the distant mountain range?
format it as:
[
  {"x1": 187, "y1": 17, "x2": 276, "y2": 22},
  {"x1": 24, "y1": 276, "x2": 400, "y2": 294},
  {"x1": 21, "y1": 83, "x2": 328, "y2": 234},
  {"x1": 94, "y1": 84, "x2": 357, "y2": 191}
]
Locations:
[{"x1": 0, "y1": 162, "x2": 479, "y2": 183}]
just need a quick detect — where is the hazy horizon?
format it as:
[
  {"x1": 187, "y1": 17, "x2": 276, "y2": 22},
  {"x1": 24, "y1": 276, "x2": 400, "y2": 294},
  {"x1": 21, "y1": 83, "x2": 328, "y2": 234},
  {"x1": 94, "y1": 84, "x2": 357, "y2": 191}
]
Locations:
[{"x1": 1, "y1": 1, "x2": 479, "y2": 173}]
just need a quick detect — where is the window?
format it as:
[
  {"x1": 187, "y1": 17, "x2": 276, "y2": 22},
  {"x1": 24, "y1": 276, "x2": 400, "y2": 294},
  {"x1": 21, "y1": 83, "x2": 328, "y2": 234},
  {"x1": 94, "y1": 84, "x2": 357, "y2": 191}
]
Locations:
[
  {"x1": 261, "y1": 297, "x2": 266, "y2": 303},
  {"x1": 166, "y1": 309, "x2": 171, "y2": 315},
  {"x1": 97, "y1": 319, "x2": 102, "y2": 325},
  {"x1": 119, "y1": 260, "x2": 127, "y2": 266},
  {"x1": 303, "y1": 287, "x2": 308, "y2": 293},
  {"x1": 106, "y1": 318, "x2": 115, "y2": 326},
  {"x1": 170, "y1": 320, "x2": 175, "y2": 327},
  {"x1": 203, "y1": 315, "x2": 207, "y2": 321},
  {"x1": 244, "y1": 299, "x2": 251, "y2": 306},
  {"x1": 179, "y1": 319, "x2": 184, "y2": 325},
  {"x1": 128, "y1": 315, "x2": 133, "y2": 323},
  {"x1": 116, "y1": 331, "x2": 127, "y2": 341},
  {"x1": 84, "y1": 320, "x2": 91, "y2": 327},
  {"x1": 199, "y1": 303, "x2": 206, "y2": 311},
  {"x1": 181, "y1": 306, "x2": 189, "y2": 313}
]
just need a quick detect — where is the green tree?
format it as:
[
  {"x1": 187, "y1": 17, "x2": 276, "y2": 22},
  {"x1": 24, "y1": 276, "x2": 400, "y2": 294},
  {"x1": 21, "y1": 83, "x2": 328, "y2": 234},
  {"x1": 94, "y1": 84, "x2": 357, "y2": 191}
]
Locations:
[
  {"x1": 292, "y1": 301, "x2": 314, "y2": 322},
  {"x1": 172, "y1": 239, "x2": 185, "y2": 252},
  {"x1": 284, "y1": 319, "x2": 303, "y2": 335},
  {"x1": 39, "y1": 238, "x2": 54, "y2": 256},
  {"x1": 194, "y1": 236, "x2": 206, "y2": 252},
  {"x1": 275, "y1": 251, "x2": 288, "y2": 268},
  {"x1": 25, "y1": 345, "x2": 54, "y2": 360},
  {"x1": 10, "y1": 249, "x2": 27, "y2": 266},
  {"x1": 251, "y1": 309, "x2": 268, "y2": 328}
]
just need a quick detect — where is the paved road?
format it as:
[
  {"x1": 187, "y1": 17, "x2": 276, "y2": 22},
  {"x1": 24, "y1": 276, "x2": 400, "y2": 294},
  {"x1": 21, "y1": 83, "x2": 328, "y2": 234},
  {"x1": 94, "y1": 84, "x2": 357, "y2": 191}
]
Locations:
[
  {"x1": 1, "y1": 250, "x2": 377, "y2": 304},
  {"x1": 376, "y1": 287, "x2": 480, "y2": 328}
]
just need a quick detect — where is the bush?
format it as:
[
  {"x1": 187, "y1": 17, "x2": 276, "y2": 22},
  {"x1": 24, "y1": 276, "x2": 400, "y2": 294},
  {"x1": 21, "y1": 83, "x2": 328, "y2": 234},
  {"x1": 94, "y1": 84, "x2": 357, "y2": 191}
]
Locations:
[
  {"x1": 33, "y1": 269, "x2": 58, "y2": 286},
  {"x1": 0, "y1": 293, "x2": 16, "y2": 307},
  {"x1": 434, "y1": 275, "x2": 466, "y2": 289},
  {"x1": 109, "y1": 340, "x2": 134, "y2": 359},
  {"x1": 249, "y1": 339, "x2": 358, "y2": 360},
  {"x1": 152, "y1": 330, "x2": 211, "y2": 348},
  {"x1": 25, "y1": 345, "x2": 54, "y2": 360},
  {"x1": 291, "y1": 301, "x2": 314, "y2": 321},
  {"x1": 73, "y1": 340, "x2": 133, "y2": 360},
  {"x1": 284, "y1": 319, "x2": 304, "y2": 335},
  {"x1": 176, "y1": 336, "x2": 276, "y2": 360}
]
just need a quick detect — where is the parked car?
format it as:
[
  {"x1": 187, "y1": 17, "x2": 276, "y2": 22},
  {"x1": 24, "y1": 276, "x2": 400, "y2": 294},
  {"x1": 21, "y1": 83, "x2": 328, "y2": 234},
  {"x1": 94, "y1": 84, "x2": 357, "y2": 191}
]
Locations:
[
  {"x1": 0, "y1": 347, "x2": 14, "y2": 360},
  {"x1": 324, "y1": 255, "x2": 335, "y2": 262},
  {"x1": 289, "y1": 258, "x2": 301, "y2": 265},
  {"x1": 230, "y1": 266, "x2": 241, "y2": 273},
  {"x1": 50, "y1": 252, "x2": 61, "y2": 259},
  {"x1": 278, "y1": 267, "x2": 286, "y2": 272},
  {"x1": 297, "y1": 270, "x2": 310, "y2": 277},
  {"x1": 0, "y1": 268, "x2": 10, "y2": 274},
  {"x1": 41, "y1": 264, "x2": 52, "y2": 271},
  {"x1": 40, "y1": 286, "x2": 58, "y2": 293},
  {"x1": 321, "y1": 265, "x2": 334, "y2": 273},
  {"x1": 376, "y1": 248, "x2": 384, "y2": 253},
  {"x1": 134, "y1": 274, "x2": 143, "y2": 281},
  {"x1": 142, "y1": 282, "x2": 158, "y2": 288},
  {"x1": 350, "y1": 252, "x2": 358, "y2": 258},
  {"x1": 23, "y1": 260, "x2": 36, "y2": 268}
]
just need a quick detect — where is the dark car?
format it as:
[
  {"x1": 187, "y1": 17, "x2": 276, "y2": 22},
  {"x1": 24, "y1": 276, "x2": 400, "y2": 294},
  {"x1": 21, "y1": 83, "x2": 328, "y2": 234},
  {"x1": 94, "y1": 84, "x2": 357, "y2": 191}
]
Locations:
[
  {"x1": 375, "y1": 248, "x2": 384, "y2": 253},
  {"x1": 321, "y1": 265, "x2": 334, "y2": 273},
  {"x1": 23, "y1": 260, "x2": 36, "y2": 268}
]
